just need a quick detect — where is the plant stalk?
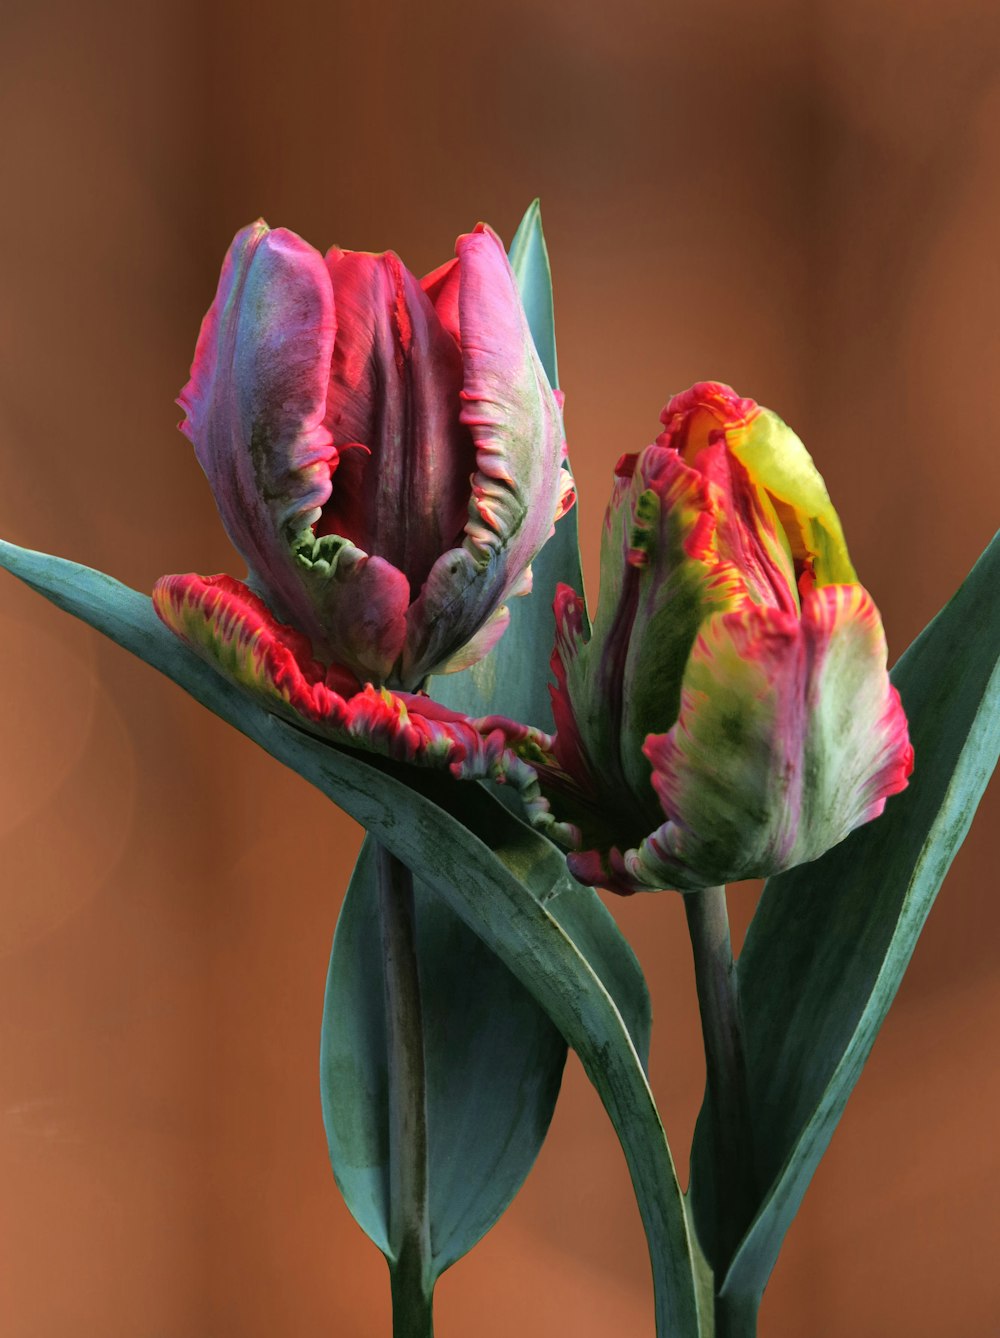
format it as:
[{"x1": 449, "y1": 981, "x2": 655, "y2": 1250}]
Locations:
[
  {"x1": 715, "y1": 1293, "x2": 759, "y2": 1338},
  {"x1": 376, "y1": 843, "x2": 434, "y2": 1338},
  {"x1": 685, "y1": 886, "x2": 758, "y2": 1306}
]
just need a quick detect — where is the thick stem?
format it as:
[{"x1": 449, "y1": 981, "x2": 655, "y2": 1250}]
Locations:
[
  {"x1": 715, "y1": 1292, "x2": 759, "y2": 1338},
  {"x1": 376, "y1": 843, "x2": 434, "y2": 1338},
  {"x1": 389, "y1": 1260, "x2": 434, "y2": 1338},
  {"x1": 685, "y1": 886, "x2": 758, "y2": 1279}
]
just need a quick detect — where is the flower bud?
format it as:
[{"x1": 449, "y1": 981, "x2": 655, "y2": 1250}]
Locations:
[{"x1": 545, "y1": 382, "x2": 913, "y2": 894}]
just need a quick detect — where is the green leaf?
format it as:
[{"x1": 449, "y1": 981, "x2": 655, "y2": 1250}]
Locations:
[
  {"x1": 509, "y1": 198, "x2": 559, "y2": 389},
  {"x1": 321, "y1": 833, "x2": 568, "y2": 1273},
  {"x1": 322, "y1": 833, "x2": 653, "y2": 1285},
  {"x1": 0, "y1": 538, "x2": 705, "y2": 1337},
  {"x1": 688, "y1": 532, "x2": 1000, "y2": 1312},
  {"x1": 545, "y1": 880, "x2": 652, "y2": 1073},
  {"x1": 433, "y1": 198, "x2": 587, "y2": 731}
]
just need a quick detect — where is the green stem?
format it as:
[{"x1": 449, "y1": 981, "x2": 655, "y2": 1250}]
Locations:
[
  {"x1": 715, "y1": 1292, "x2": 758, "y2": 1338},
  {"x1": 389, "y1": 1262, "x2": 434, "y2": 1338},
  {"x1": 684, "y1": 886, "x2": 758, "y2": 1288},
  {"x1": 376, "y1": 843, "x2": 434, "y2": 1338}
]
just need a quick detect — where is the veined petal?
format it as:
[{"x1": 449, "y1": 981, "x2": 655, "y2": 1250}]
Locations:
[
  {"x1": 549, "y1": 583, "x2": 597, "y2": 794},
  {"x1": 726, "y1": 408, "x2": 856, "y2": 586},
  {"x1": 178, "y1": 221, "x2": 341, "y2": 654},
  {"x1": 290, "y1": 534, "x2": 410, "y2": 684},
  {"x1": 432, "y1": 603, "x2": 511, "y2": 675},
  {"x1": 151, "y1": 572, "x2": 570, "y2": 806},
  {"x1": 618, "y1": 447, "x2": 748, "y2": 800},
  {"x1": 623, "y1": 584, "x2": 912, "y2": 892},
  {"x1": 659, "y1": 382, "x2": 857, "y2": 586},
  {"x1": 547, "y1": 459, "x2": 638, "y2": 807},
  {"x1": 402, "y1": 224, "x2": 572, "y2": 684},
  {"x1": 320, "y1": 248, "x2": 475, "y2": 598},
  {"x1": 548, "y1": 445, "x2": 745, "y2": 829},
  {"x1": 687, "y1": 441, "x2": 800, "y2": 613}
]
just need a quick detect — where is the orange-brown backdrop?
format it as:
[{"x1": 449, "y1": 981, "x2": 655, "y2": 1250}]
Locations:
[{"x1": 1, "y1": 0, "x2": 998, "y2": 1334}]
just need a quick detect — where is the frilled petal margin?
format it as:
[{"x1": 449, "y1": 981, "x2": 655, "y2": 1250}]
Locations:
[
  {"x1": 613, "y1": 583, "x2": 914, "y2": 893},
  {"x1": 401, "y1": 224, "x2": 575, "y2": 684},
  {"x1": 152, "y1": 572, "x2": 571, "y2": 839}
]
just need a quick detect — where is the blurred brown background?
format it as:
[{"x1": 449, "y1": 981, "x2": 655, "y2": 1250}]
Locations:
[{"x1": 1, "y1": 0, "x2": 998, "y2": 1333}]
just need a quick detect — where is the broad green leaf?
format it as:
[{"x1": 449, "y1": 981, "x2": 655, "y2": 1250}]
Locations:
[
  {"x1": 0, "y1": 539, "x2": 704, "y2": 1338},
  {"x1": 688, "y1": 532, "x2": 1000, "y2": 1314},
  {"x1": 321, "y1": 833, "x2": 653, "y2": 1279},
  {"x1": 434, "y1": 199, "x2": 587, "y2": 731},
  {"x1": 321, "y1": 833, "x2": 567, "y2": 1273}
]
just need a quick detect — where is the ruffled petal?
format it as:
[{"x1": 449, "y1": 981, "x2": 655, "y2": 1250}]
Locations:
[
  {"x1": 151, "y1": 572, "x2": 573, "y2": 816},
  {"x1": 402, "y1": 224, "x2": 572, "y2": 684},
  {"x1": 683, "y1": 441, "x2": 800, "y2": 613},
  {"x1": 177, "y1": 221, "x2": 341, "y2": 654},
  {"x1": 290, "y1": 534, "x2": 410, "y2": 684},
  {"x1": 622, "y1": 584, "x2": 912, "y2": 892}
]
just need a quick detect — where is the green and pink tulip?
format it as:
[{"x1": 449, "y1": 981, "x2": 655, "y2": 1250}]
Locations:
[
  {"x1": 543, "y1": 381, "x2": 913, "y2": 894},
  {"x1": 155, "y1": 218, "x2": 573, "y2": 784}
]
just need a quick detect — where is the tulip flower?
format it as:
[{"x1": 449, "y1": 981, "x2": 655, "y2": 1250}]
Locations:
[
  {"x1": 153, "y1": 217, "x2": 574, "y2": 791},
  {"x1": 169, "y1": 218, "x2": 573, "y2": 691},
  {"x1": 542, "y1": 382, "x2": 913, "y2": 894}
]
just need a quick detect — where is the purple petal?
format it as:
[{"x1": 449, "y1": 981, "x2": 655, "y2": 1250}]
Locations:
[
  {"x1": 320, "y1": 248, "x2": 475, "y2": 599},
  {"x1": 178, "y1": 221, "x2": 343, "y2": 655}
]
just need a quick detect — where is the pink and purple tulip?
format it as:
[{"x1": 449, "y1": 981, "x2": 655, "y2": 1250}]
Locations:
[
  {"x1": 168, "y1": 218, "x2": 573, "y2": 688},
  {"x1": 154, "y1": 218, "x2": 573, "y2": 785},
  {"x1": 542, "y1": 382, "x2": 913, "y2": 894}
]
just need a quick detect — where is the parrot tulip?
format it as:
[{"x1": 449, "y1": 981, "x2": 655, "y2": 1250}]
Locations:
[
  {"x1": 153, "y1": 217, "x2": 573, "y2": 793},
  {"x1": 168, "y1": 218, "x2": 573, "y2": 691},
  {"x1": 543, "y1": 382, "x2": 913, "y2": 894}
]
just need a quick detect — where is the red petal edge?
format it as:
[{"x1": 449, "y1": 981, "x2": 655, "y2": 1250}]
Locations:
[{"x1": 152, "y1": 572, "x2": 576, "y2": 839}]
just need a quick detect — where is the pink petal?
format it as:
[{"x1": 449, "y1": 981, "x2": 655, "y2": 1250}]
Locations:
[
  {"x1": 421, "y1": 257, "x2": 461, "y2": 345},
  {"x1": 177, "y1": 222, "x2": 339, "y2": 655},
  {"x1": 402, "y1": 224, "x2": 571, "y2": 684},
  {"x1": 152, "y1": 572, "x2": 522, "y2": 775},
  {"x1": 321, "y1": 248, "x2": 475, "y2": 599},
  {"x1": 629, "y1": 584, "x2": 913, "y2": 891}
]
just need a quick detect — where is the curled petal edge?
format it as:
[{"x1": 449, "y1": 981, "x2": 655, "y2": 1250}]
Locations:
[
  {"x1": 151, "y1": 572, "x2": 576, "y2": 843},
  {"x1": 401, "y1": 225, "x2": 575, "y2": 683}
]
